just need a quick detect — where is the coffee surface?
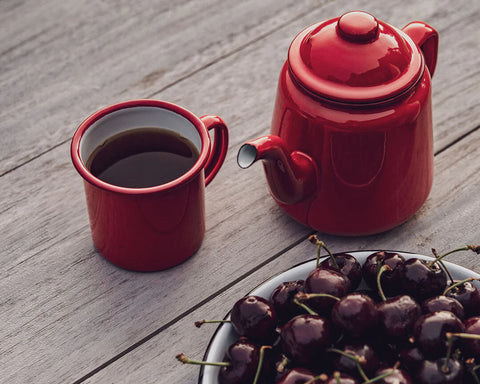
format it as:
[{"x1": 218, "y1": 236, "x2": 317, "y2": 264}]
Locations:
[{"x1": 86, "y1": 128, "x2": 199, "y2": 188}]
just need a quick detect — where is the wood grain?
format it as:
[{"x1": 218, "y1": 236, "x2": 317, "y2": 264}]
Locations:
[
  {"x1": 0, "y1": 0, "x2": 479, "y2": 383},
  {"x1": 0, "y1": 0, "x2": 323, "y2": 175},
  {"x1": 1, "y1": 0, "x2": 479, "y2": 176}
]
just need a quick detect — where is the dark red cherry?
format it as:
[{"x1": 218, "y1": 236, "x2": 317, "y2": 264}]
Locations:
[
  {"x1": 377, "y1": 295, "x2": 421, "y2": 340},
  {"x1": 421, "y1": 295, "x2": 465, "y2": 320},
  {"x1": 331, "y1": 293, "x2": 378, "y2": 339},
  {"x1": 304, "y1": 267, "x2": 351, "y2": 315},
  {"x1": 370, "y1": 339, "x2": 401, "y2": 366},
  {"x1": 445, "y1": 280, "x2": 480, "y2": 317},
  {"x1": 461, "y1": 317, "x2": 480, "y2": 359},
  {"x1": 362, "y1": 251, "x2": 405, "y2": 296},
  {"x1": 415, "y1": 358, "x2": 463, "y2": 384},
  {"x1": 320, "y1": 253, "x2": 362, "y2": 290},
  {"x1": 374, "y1": 367, "x2": 413, "y2": 384},
  {"x1": 413, "y1": 311, "x2": 465, "y2": 358},
  {"x1": 330, "y1": 343, "x2": 380, "y2": 378},
  {"x1": 218, "y1": 338, "x2": 260, "y2": 384},
  {"x1": 280, "y1": 314, "x2": 331, "y2": 366},
  {"x1": 400, "y1": 258, "x2": 447, "y2": 301},
  {"x1": 399, "y1": 345, "x2": 425, "y2": 373},
  {"x1": 176, "y1": 338, "x2": 261, "y2": 384},
  {"x1": 271, "y1": 280, "x2": 306, "y2": 324},
  {"x1": 230, "y1": 296, "x2": 277, "y2": 342},
  {"x1": 276, "y1": 367, "x2": 317, "y2": 384}
]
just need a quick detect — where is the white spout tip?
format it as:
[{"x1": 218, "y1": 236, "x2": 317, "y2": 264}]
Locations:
[{"x1": 237, "y1": 144, "x2": 257, "y2": 169}]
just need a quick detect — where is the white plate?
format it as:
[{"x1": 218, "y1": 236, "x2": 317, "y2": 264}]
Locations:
[{"x1": 198, "y1": 251, "x2": 480, "y2": 384}]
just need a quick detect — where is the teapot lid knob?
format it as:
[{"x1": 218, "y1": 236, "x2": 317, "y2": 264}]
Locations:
[{"x1": 337, "y1": 11, "x2": 379, "y2": 43}]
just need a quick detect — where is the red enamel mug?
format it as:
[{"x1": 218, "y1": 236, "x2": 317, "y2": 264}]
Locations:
[
  {"x1": 71, "y1": 100, "x2": 228, "y2": 271},
  {"x1": 238, "y1": 11, "x2": 438, "y2": 235}
]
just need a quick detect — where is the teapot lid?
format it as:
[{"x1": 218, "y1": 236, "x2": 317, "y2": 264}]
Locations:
[{"x1": 288, "y1": 11, "x2": 423, "y2": 103}]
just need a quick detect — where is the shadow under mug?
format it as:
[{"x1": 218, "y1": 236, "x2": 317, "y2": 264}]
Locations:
[{"x1": 71, "y1": 100, "x2": 229, "y2": 271}]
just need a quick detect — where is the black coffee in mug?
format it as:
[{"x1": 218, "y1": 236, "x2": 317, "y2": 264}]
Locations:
[{"x1": 86, "y1": 128, "x2": 199, "y2": 188}]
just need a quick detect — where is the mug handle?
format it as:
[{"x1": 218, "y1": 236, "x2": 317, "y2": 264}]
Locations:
[
  {"x1": 200, "y1": 115, "x2": 229, "y2": 186},
  {"x1": 402, "y1": 21, "x2": 439, "y2": 78}
]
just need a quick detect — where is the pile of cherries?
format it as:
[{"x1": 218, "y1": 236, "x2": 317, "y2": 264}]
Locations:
[{"x1": 177, "y1": 237, "x2": 480, "y2": 384}]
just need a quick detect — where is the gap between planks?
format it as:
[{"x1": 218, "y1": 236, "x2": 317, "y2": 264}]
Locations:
[
  {"x1": 70, "y1": 231, "x2": 315, "y2": 384},
  {"x1": 0, "y1": 0, "x2": 476, "y2": 178},
  {"x1": 0, "y1": 0, "x2": 333, "y2": 179},
  {"x1": 434, "y1": 124, "x2": 480, "y2": 157},
  {"x1": 69, "y1": 119, "x2": 480, "y2": 382}
]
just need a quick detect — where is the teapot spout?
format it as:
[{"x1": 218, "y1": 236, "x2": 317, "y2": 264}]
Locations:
[{"x1": 237, "y1": 135, "x2": 317, "y2": 205}]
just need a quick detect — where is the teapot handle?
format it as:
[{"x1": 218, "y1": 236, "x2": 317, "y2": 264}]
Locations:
[{"x1": 402, "y1": 22, "x2": 439, "y2": 78}]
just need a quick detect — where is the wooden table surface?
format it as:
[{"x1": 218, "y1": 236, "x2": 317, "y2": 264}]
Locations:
[{"x1": 1, "y1": 0, "x2": 479, "y2": 383}]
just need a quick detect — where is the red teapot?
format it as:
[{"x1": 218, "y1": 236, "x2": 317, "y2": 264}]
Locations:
[{"x1": 238, "y1": 11, "x2": 438, "y2": 235}]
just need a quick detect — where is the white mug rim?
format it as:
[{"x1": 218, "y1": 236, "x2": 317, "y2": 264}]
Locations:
[{"x1": 71, "y1": 100, "x2": 211, "y2": 195}]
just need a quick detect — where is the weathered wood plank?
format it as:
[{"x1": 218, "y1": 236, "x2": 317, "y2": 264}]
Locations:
[
  {"x1": 0, "y1": 139, "x2": 309, "y2": 384},
  {"x1": 0, "y1": 0, "x2": 321, "y2": 175},
  {"x1": 83, "y1": 127, "x2": 480, "y2": 384},
  {"x1": 1, "y1": 0, "x2": 479, "y2": 383},
  {"x1": 1, "y1": 0, "x2": 479, "y2": 176},
  {"x1": 0, "y1": 0, "x2": 326, "y2": 378}
]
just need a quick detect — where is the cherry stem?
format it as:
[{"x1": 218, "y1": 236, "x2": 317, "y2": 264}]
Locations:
[
  {"x1": 334, "y1": 371, "x2": 342, "y2": 384},
  {"x1": 444, "y1": 332, "x2": 480, "y2": 377},
  {"x1": 276, "y1": 355, "x2": 290, "y2": 376},
  {"x1": 432, "y1": 248, "x2": 455, "y2": 284},
  {"x1": 296, "y1": 292, "x2": 341, "y2": 302},
  {"x1": 175, "y1": 353, "x2": 230, "y2": 367},
  {"x1": 293, "y1": 297, "x2": 318, "y2": 316},
  {"x1": 327, "y1": 348, "x2": 369, "y2": 382},
  {"x1": 470, "y1": 364, "x2": 480, "y2": 384},
  {"x1": 443, "y1": 277, "x2": 478, "y2": 296},
  {"x1": 376, "y1": 264, "x2": 391, "y2": 302},
  {"x1": 304, "y1": 373, "x2": 328, "y2": 384},
  {"x1": 429, "y1": 245, "x2": 480, "y2": 267},
  {"x1": 194, "y1": 319, "x2": 230, "y2": 328},
  {"x1": 309, "y1": 235, "x2": 338, "y2": 269},
  {"x1": 453, "y1": 348, "x2": 462, "y2": 361},
  {"x1": 294, "y1": 292, "x2": 339, "y2": 315},
  {"x1": 320, "y1": 242, "x2": 337, "y2": 268},
  {"x1": 448, "y1": 332, "x2": 480, "y2": 341},
  {"x1": 442, "y1": 334, "x2": 455, "y2": 373},
  {"x1": 362, "y1": 369, "x2": 395, "y2": 384},
  {"x1": 309, "y1": 235, "x2": 323, "y2": 268},
  {"x1": 252, "y1": 345, "x2": 272, "y2": 384}
]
